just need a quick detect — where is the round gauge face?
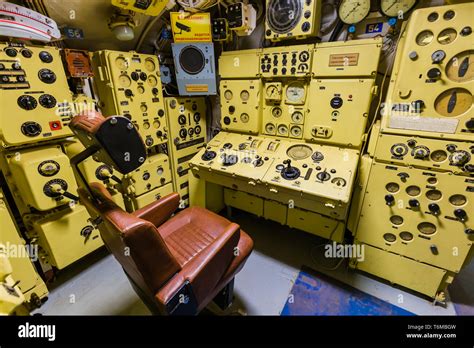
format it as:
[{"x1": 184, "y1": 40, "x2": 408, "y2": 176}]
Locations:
[
  {"x1": 119, "y1": 74, "x2": 132, "y2": 87},
  {"x1": 240, "y1": 90, "x2": 250, "y2": 101},
  {"x1": 286, "y1": 82, "x2": 306, "y2": 104},
  {"x1": 338, "y1": 0, "x2": 371, "y2": 24},
  {"x1": 291, "y1": 111, "x2": 304, "y2": 123},
  {"x1": 145, "y1": 58, "x2": 156, "y2": 72},
  {"x1": 267, "y1": 0, "x2": 302, "y2": 34},
  {"x1": 380, "y1": 0, "x2": 417, "y2": 18},
  {"x1": 290, "y1": 126, "x2": 302, "y2": 138},
  {"x1": 435, "y1": 88, "x2": 472, "y2": 117},
  {"x1": 266, "y1": 85, "x2": 280, "y2": 99},
  {"x1": 265, "y1": 123, "x2": 276, "y2": 134},
  {"x1": 240, "y1": 113, "x2": 249, "y2": 123},
  {"x1": 277, "y1": 124, "x2": 288, "y2": 135},
  {"x1": 416, "y1": 30, "x2": 434, "y2": 46},
  {"x1": 446, "y1": 50, "x2": 474, "y2": 83},
  {"x1": 115, "y1": 57, "x2": 129, "y2": 70},
  {"x1": 437, "y1": 28, "x2": 457, "y2": 45},
  {"x1": 224, "y1": 90, "x2": 233, "y2": 100},
  {"x1": 272, "y1": 107, "x2": 283, "y2": 118},
  {"x1": 287, "y1": 144, "x2": 313, "y2": 160},
  {"x1": 147, "y1": 75, "x2": 158, "y2": 87}
]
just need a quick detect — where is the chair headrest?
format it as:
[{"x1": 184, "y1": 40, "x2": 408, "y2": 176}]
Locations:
[{"x1": 70, "y1": 111, "x2": 146, "y2": 175}]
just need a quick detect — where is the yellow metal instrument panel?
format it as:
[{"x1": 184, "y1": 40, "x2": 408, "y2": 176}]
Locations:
[
  {"x1": 62, "y1": 140, "x2": 126, "y2": 210},
  {"x1": 262, "y1": 80, "x2": 308, "y2": 139},
  {"x1": 125, "y1": 182, "x2": 174, "y2": 211},
  {"x1": 165, "y1": 97, "x2": 207, "y2": 207},
  {"x1": 218, "y1": 48, "x2": 261, "y2": 78},
  {"x1": 311, "y1": 38, "x2": 382, "y2": 78},
  {"x1": 0, "y1": 189, "x2": 48, "y2": 303},
  {"x1": 265, "y1": 0, "x2": 322, "y2": 42},
  {"x1": 2, "y1": 145, "x2": 78, "y2": 211},
  {"x1": 305, "y1": 78, "x2": 375, "y2": 148},
  {"x1": 372, "y1": 133, "x2": 474, "y2": 176},
  {"x1": 220, "y1": 79, "x2": 262, "y2": 134},
  {"x1": 350, "y1": 243, "x2": 452, "y2": 299},
  {"x1": 190, "y1": 131, "x2": 360, "y2": 222},
  {"x1": 0, "y1": 43, "x2": 74, "y2": 147},
  {"x1": 381, "y1": 3, "x2": 474, "y2": 141},
  {"x1": 356, "y1": 162, "x2": 473, "y2": 272},
  {"x1": 91, "y1": 50, "x2": 168, "y2": 148},
  {"x1": 25, "y1": 205, "x2": 103, "y2": 270},
  {"x1": 260, "y1": 44, "x2": 313, "y2": 78}
]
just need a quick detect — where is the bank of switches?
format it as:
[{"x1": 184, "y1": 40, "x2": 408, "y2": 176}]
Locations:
[
  {"x1": 349, "y1": 3, "x2": 474, "y2": 301},
  {"x1": 190, "y1": 38, "x2": 383, "y2": 242}
]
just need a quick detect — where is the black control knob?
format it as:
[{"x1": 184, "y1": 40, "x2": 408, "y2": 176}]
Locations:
[
  {"x1": 466, "y1": 118, "x2": 474, "y2": 130},
  {"x1": 464, "y1": 164, "x2": 474, "y2": 173},
  {"x1": 427, "y1": 68, "x2": 441, "y2": 79},
  {"x1": 179, "y1": 128, "x2": 187, "y2": 139},
  {"x1": 407, "y1": 139, "x2": 416, "y2": 147},
  {"x1": 12, "y1": 62, "x2": 21, "y2": 70},
  {"x1": 125, "y1": 89, "x2": 133, "y2": 97},
  {"x1": 152, "y1": 87, "x2": 159, "y2": 95},
  {"x1": 461, "y1": 26, "x2": 472, "y2": 36},
  {"x1": 17, "y1": 95, "x2": 37, "y2": 110},
  {"x1": 0, "y1": 63, "x2": 5, "y2": 70},
  {"x1": 428, "y1": 203, "x2": 440, "y2": 215},
  {"x1": 140, "y1": 72, "x2": 147, "y2": 81},
  {"x1": 430, "y1": 245, "x2": 439, "y2": 255},
  {"x1": 223, "y1": 116, "x2": 231, "y2": 125},
  {"x1": 465, "y1": 228, "x2": 474, "y2": 235},
  {"x1": 21, "y1": 49, "x2": 32, "y2": 58},
  {"x1": 38, "y1": 69, "x2": 56, "y2": 84},
  {"x1": 454, "y1": 209, "x2": 467, "y2": 221},
  {"x1": 131, "y1": 72, "x2": 139, "y2": 81},
  {"x1": 229, "y1": 106, "x2": 235, "y2": 113},
  {"x1": 21, "y1": 121, "x2": 42, "y2": 137},
  {"x1": 201, "y1": 150, "x2": 216, "y2": 161},
  {"x1": 39, "y1": 51, "x2": 53, "y2": 63},
  {"x1": 409, "y1": 199, "x2": 420, "y2": 208},
  {"x1": 281, "y1": 160, "x2": 301, "y2": 181},
  {"x1": 5, "y1": 48, "x2": 17, "y2": 57},
  {"x1": 385, "y1": 194, "x2": 395, "y2": 206},
  {"x1": 446, "y1": 144, "x2": 457, "y2": 152},
  {"x1": 411, "y1": 100, "x2": 425, "y2": 112},
  {"x1": 39, "y1": 94, "x2": 57, "y2": 108},
  {"x1": 158, "y1": 109, "x2": 165, "y2": 117}
]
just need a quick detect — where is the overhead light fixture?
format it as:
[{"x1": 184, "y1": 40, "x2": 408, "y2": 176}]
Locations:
[{"x1": 108, "y1": 9, "x2": 138, "y2": 41}]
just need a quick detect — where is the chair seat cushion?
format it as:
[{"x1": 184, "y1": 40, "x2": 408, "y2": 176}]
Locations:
[{"x1": 158, "y1": 207, "x2": 235, "y2": 267}]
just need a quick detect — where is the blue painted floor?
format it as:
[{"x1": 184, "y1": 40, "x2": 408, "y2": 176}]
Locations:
[{"x1": 281, "y1": 266, "x2": 414, "y2": 316}]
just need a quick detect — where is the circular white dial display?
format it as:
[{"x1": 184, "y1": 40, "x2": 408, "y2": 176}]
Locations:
[
  {"x1": 286, "y1": 82, "x2": 305, "y2": 103},
  {"x1": 380, "y1": 0, "x2": 417, "y2": 18},
  {"x1": 338, "y1": 0, "x2": 371, "y2": 24}
]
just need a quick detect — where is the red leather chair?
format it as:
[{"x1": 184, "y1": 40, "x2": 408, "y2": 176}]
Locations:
[
  {"x1": 70, "y1": 112, "x2": 253, "y2": 315},
  {"x1": 79, "y1": 183, "x2": 253, "y2": 315}
]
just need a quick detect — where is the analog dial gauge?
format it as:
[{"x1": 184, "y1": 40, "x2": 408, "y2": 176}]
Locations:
[
  {"x1": 446, "y1": 50, "x2": 473, "y2": 83},
  {"x1": 416, "y1": 30, "x2": 433, "y2": 46},
  {"x1": 145, "y1": 58, "x2": 156, "y2": 72},
  {"x1": 115, "y1": 57, "x2": 129, "y2": 70},
  {"x1": 224, "y1": 90, "x2": 233, "y2": 100},
  {"x1": 266, "y1": 84, "x2": 281, "y2": 100},
  {"x1": 380, "y1": 0, "x2": 417, "y2": 18},
  {"x1": 338, "y1": 0, "x2": 371, "y2": 24},
  {"x1": 147, "y1": 75, "x2": 158, "y2": 87},
  {"x1": 286, "y1": 82, "x2": 306, "y2": 104},
  {"x1": 119, "y1": 74, "x2": 132, "y2": 87},
  {"x1": 437, "y1": 28, "x2": 457, "y2": 45}
]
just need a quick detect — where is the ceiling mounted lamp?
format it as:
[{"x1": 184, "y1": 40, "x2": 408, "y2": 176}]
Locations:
[{"x1": 108, "y1": 9, "x2": 138, "y2": 41}]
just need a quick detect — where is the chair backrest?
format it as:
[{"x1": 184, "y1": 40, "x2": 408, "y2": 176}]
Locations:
[{"x1": 78, "y1": 182, "x2": 181, "y2": 301}]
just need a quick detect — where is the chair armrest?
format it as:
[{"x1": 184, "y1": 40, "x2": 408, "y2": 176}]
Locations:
[
  {"x1": 156, "y1": 223, "x2": 241, "y2": 309},
  {"x1": 132, "y1": 193, "x2": 180, "y2": 227}
]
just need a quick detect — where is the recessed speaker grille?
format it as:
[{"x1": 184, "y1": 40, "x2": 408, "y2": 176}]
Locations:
[{"x1": 179, "y1": 46, "x2": 205, "y2": 75}]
